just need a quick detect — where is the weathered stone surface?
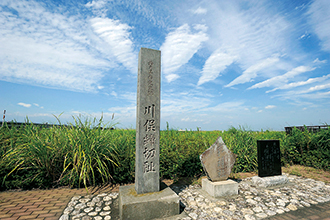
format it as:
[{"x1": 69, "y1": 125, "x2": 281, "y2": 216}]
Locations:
[
  {"x1": 135, "y1": 47, "x2": 161, "y2": 194},
  {"x1": 200, "y1": 136, "x2": 237, "y2": 181}
]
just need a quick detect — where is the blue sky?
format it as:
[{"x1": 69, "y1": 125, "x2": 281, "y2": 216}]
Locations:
[{"x1": 1, "y1": 0, "x2": 330, "y2": 131}]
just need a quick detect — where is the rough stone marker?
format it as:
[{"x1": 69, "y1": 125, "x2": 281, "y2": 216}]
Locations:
[
  {"x1": 200, "y1": 136, "x2": 238, "y2": 197},
  {"x1": 119, "y1": 48, "x2": 179, "y2": 220},
  {"x1": 200, "y1": 136, "x2": 236, "y2": 181}
]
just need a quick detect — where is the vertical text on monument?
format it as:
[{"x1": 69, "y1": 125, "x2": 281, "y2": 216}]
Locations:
[
  {"x1": 135, "y1": 48, "x2": 161, "y2": 194},
  {"x1": 257, "y1": 140, "x2": 281, "y2": 177}
]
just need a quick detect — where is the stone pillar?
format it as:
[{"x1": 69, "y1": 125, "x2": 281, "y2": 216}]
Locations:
[
  {"x1": 135, "y1": 48, "x2": 161, "y2": 194},
  {"x1": 119, "y1": 48, "x2": 179, "y2": 220}
]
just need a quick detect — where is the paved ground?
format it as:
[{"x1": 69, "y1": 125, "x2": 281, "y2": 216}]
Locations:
[
  {"x1": 0, "y1": 188, "x2": 92, "y2": 220},
  {"x1": 0, "y1": 187, "x2": 330, "y2": 220},
  {"x1": 267, "y1": 201, "x2": 330, "y2": 220}
]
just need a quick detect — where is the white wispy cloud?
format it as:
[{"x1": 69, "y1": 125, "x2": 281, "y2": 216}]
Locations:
[
  {"x1": 193, "y1": 24, "x2": 208, "y2": 32},
  {"x1": 90, "y1": 17, "x2": 137, "y2": 73},
  {"x1": 307, "y1": 91, "x2": 330, "y2": 99},
  {"x1": 272, "y1": 78, "x2": 330, "y2": 101},
  {"x1": 10, "y1": 112, "x2": 54, "y2": 121},
  {"x1": 86, "y1": 0, "x2": 108, "y2": 9},
  {"x1": 307, "y1": 0, "x2": 330, "y2": 52},
  {"x1": 17, "y1": 102, "x2": 43, "y2": 109},
  {"x1": 248, "y1": 66, "x2": 315, "y2": 90},
  {"x1": 108, "y1": 106, "x2": 136, "y2": 117},
  {"x1": 182, "y1": 1, "x2": 296, "y2": 87},
  {"x1": 162, "y1": 95, "x2": 210, "y2": 116},
  {"x1": 313, "y1": 58, "x2": 327, "y2": 64},
  {"x1": 181, "y1": 117, "x2": 204, "y2": 122},
  {"x1": 0, "y1": 0, "x2": 111, "y2": 92},
  {"x1": 295, "y1": 3, "x2": 307, "y2": 11},
  {"x1": 265, "y1": 105, "x2": 276, "y2": 109},
  {"x1": 107, "y1": 105, "x2": 136, "y2": 128},
  {"x1": 267, "y1": 74, "x2": 330, "y2": 93},
  {"x1": 206, "y1": 101, "x2": 245, "y2": 112},
  {"x1": 18, "y1": 103, "x2": 31, "y2": 108},
  {"x1": 192, "y1": 7, "x2": 207, "y2": 15},
  {"x1": 226, "y1": 57, "x2": 280, "y2": 87},
  {"x1": 111, "y1": 91, "x2": 118, "y2": 97},
  {"x1": 33, "y1": 103, "x2": 44, "y2": 109},
  {"x1": 285, "y1": 90, "x2": 330, "y2": 100},
  {"x1": 198, "y1": 50, "x2": 237, "y2": 86},
  {"x1": 85, "y1": 0, "x2": 113, "y2": 18},
  {"x1": 304, "y1": 83, "x2": 330, "y2": 93},
  {"x1": 160, "y1": 24, "x2": 208, "y2": 82}
]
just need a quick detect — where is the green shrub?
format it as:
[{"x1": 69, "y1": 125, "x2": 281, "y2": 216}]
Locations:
[{"x1": 280, "y1": 127, "x2": 330, "y2": 170}]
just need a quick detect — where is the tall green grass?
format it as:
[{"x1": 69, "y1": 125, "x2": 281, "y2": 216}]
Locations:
[
  {"x1": 160, "y1": 126, "x2": 221, "y2": 180},
  {"x1": 1, "y1": 117, "x2": 329, "y2": 191},
  {"x1": 0, "y1": 115, "x2": 120, "y2": 190}
]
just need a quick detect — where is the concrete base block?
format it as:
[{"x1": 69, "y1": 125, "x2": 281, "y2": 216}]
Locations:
[
  {"x1": 202, "y1": 178, "x2": 238, "y2": 197},
  {"x1": 119, "y1": 183, "x2": 180, "y2": 220},
  {"x1": 251, "y1": 175, "x2": 289, "y2": 188}
]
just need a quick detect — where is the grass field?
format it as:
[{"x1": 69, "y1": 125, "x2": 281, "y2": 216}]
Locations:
[{"x1": 1, "y1": 116, "x2": 329, "y2": 191}]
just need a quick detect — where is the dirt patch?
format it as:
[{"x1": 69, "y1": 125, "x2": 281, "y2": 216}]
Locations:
[
  {"x1": 167, "y1": 165, "x2": 330, "y2": 187},
  {"x1": 282, "y1": 165, "x2": 330, "y2": 184}
]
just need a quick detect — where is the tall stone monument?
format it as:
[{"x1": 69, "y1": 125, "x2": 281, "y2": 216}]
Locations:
[
  {"x1": 119, "y1": 48, "x2": 179, "y2": 220},
  {"x1": 135, "y1": 48, "x2": 160, "y2": 194}
]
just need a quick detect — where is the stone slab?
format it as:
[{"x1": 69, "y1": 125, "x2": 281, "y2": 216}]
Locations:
[
  {"x1": 257, "y1": 140, "x2": 281, "y2": 177},
  {"x1": 200, "y1": 136, "x2": 237, "y2": 181},
  {"x1": 250, "y1": 175, "x2": 289, "y2": 188},
  {"x1": 135, "y1": 47, "x2": 161, "y2": 194},
  {"x1": 119, "y1": 183, "x2": 180, "y2": 220},
  {"x1": 202, "y1": 178, "x2": 238, "y2": 198}
]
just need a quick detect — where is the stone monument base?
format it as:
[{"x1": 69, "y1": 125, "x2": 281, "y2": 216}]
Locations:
[
  {"x1": 251, "y1": 175, "x2": 289, "y2": 188},
  {"x1": 119, "y1": 183, "x2": 180, "y2": 220},
  {"x1": 202, "y1": 178, "x2": 238, "y2": 197}
]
